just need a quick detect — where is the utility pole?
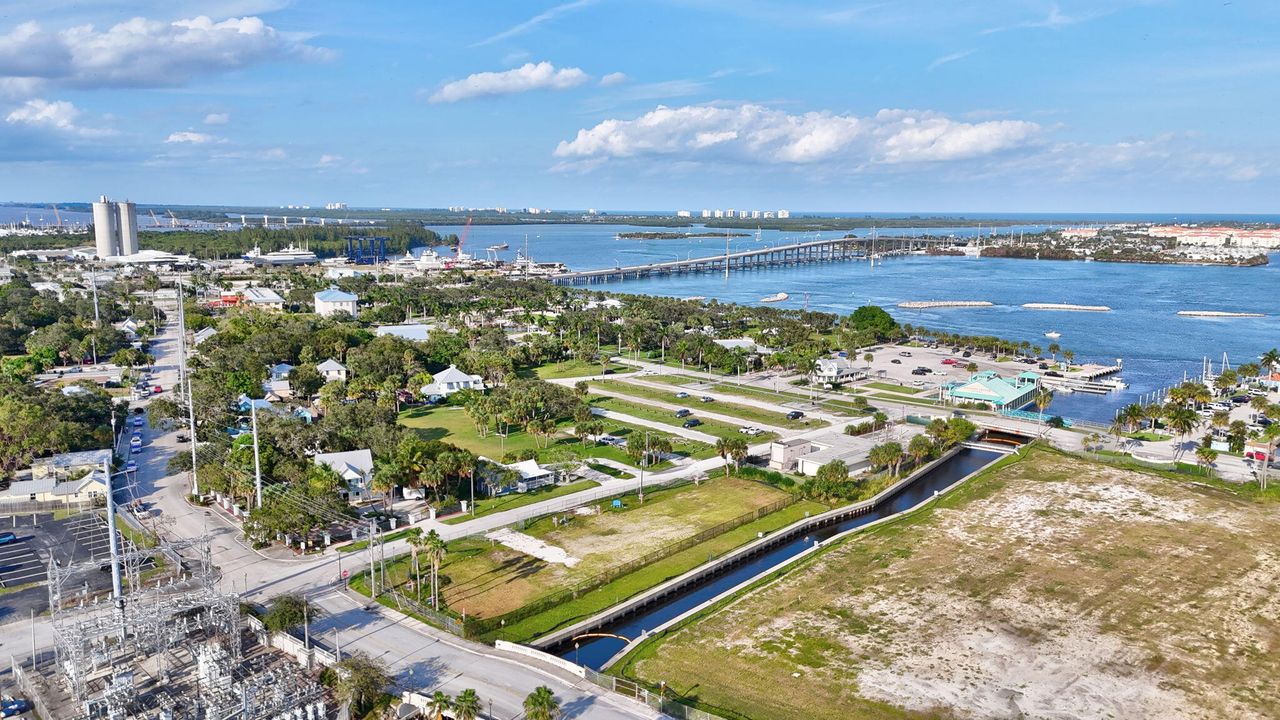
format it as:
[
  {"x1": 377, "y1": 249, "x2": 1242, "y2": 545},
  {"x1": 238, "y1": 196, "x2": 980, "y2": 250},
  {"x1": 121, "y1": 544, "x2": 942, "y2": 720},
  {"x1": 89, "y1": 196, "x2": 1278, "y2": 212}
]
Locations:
[
  {"x1": 177, "y1": 277, "x2": 200, "y2": 496},
  {"x1": 250, "y1": 400, "x2": 263, "y2": 508}
]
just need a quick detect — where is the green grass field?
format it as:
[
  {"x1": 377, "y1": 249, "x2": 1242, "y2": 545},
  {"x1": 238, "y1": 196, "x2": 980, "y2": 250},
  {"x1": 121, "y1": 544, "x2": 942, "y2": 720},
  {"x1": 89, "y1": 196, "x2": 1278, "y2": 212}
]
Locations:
[
  {"x1": 525, "y1": 358, "x2": 631, "y2": 380},
  {"x1": 400, "y1": 404, "x2": 557, "y2": 458},
  {"x1": 386, "y1": 476, "x2": 796, "y2": 624},
  {"x1": 642, "y1": 374, "x2": 874, "y2": 417},
  {"x1": 440, "y1": 479, "x2": 601, "y2": 525},
  {"x1": 864, "y1": 382, "x2": 922, "y2": 395},
  {"x1": 592, "y1": 379, "x2": 824, "y2": 430},
  {"x1": 590, "y1": 395, "x2": 779, "y2": 443}
]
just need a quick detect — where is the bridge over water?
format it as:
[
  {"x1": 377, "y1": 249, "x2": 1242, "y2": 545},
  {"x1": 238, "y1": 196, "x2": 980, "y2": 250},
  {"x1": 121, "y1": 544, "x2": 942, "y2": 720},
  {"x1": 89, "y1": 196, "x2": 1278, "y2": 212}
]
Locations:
[{"x1": 549, "y1": 235, "x2": 948, "y2": 285}]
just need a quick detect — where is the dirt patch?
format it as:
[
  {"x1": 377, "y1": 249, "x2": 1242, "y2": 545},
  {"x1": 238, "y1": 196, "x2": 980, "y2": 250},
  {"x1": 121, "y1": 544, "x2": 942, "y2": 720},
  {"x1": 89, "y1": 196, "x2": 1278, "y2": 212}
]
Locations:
[{"x1": 632, "y1": 449, "x2": 1280, "y2": 720}]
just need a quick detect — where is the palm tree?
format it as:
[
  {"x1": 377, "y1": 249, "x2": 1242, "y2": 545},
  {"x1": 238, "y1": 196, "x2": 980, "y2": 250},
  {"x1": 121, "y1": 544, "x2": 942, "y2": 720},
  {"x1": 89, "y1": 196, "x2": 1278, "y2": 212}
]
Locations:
[
  {"x1": 1262, "y1": 348, "x2": 1280, "y2": 375},
  {"x1": 425, "y1": 529, "x2": 447, "y2": 611},
  {"x1": 523, "y1": 686, "x2": 561, "y2": 720},
  {"x1": 405, "y1": 527, "x2": 425, "y2": 598},
  {"x1": 1164, "y1": 406, "x2": 1199, "y2": 459},
  {"x1": 453, "y1": 689, "x2": 482, "y2": 720},
  {"x1": 715, "y1": 437, "x2": 733, "y2": 477},
  {"x1": 907, "y1": 434, "x2": 933, "y2": 468},
  {"x1": 1034, "y1": 387, "x2": 1054, "y2": 428},
  {"x1": 726, "y1": 436, "x2": 749, "y2": 470},
  {"x1": 1108, "y1": 420, "x2": 1125, "y2": 450},
  {"x1": 427, "y1": 691, "x2": 453, "y2": 720},
  {"x1": 1119, "y1": 403, "x2": 1145, "y2": 432},
  {"x1": 1195, "y1": 445, "x2": 1218, "y2": 477}
]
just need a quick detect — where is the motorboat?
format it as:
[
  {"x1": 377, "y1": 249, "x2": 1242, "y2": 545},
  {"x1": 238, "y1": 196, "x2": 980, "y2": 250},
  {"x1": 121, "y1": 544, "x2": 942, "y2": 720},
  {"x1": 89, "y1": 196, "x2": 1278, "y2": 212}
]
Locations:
[
  {"x1": 1044, "y1": 331, "x2": 1062, "y2": 339},
  {"x1": 760, "y1": 292, "x2": 789, "y2": 303}
]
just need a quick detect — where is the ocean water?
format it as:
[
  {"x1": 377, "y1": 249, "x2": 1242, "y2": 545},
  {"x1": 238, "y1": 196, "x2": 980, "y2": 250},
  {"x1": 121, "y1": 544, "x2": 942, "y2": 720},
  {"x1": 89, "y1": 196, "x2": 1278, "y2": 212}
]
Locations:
[{"x1": 426, "y1": 223, "x2": 1280, "y2": 423}]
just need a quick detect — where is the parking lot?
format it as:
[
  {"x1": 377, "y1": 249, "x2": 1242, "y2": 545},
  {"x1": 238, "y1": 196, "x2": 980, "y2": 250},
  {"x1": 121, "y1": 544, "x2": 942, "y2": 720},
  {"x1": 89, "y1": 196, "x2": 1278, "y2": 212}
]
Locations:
[{"x1": 0, "y1": 529, "x2": 47, "y2": 591}]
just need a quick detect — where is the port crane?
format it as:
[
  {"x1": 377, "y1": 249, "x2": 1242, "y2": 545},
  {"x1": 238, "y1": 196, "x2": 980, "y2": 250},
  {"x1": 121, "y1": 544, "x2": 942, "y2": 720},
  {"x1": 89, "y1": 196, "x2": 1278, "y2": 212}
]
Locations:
[{"x1": 148, "y1": 209, "x2": 163, "y2": 227}]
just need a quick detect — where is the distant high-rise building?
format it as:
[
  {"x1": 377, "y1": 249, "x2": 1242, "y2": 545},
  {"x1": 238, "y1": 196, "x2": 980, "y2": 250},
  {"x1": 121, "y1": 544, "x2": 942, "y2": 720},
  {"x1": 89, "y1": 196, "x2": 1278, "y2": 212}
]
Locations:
[
  {"x1": 738, "y1": 210, "x2": 749, "y2": 219},
  {"x1": 713, "y1": 209, "x2": 725, "y2": 218},
  {"x1": 751, "y1": 210, "x2": 761, "y2": 219},
  {"x1": 676, "y1": 210, "x2": 692, "y2": 218},
  {"x1": 701, "y1": 209, "x2": 711, "y2": 218},
  {"x1": 777, "y1": 209, "x2": 791, "y2": 219}
]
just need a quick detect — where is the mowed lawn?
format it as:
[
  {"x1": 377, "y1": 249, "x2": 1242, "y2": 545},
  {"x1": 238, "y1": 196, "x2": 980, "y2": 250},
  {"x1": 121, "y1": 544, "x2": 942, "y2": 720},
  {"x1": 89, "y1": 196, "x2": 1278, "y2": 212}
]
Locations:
[
  {"x1": 643, "y1": 374, "x2": 870, "y2": 417},
  {"x1": 622, "y1": 448, "x2": 1280, "y2": 720},
  {"x1": 436, "y1": 476, "x2": 792, "y2": 621},
  {"x1": 591, "y1": 379, "x2": 825, "y2": 430},
  {"x1": 525, "y1": 358, "x2": 632, "y2": 380},
  {"x1": 399, "y1": 404, "x2": 711, "y2": 467},
  {"x1": 590, "y1": 395, "x2": 779, "y2": 443}
]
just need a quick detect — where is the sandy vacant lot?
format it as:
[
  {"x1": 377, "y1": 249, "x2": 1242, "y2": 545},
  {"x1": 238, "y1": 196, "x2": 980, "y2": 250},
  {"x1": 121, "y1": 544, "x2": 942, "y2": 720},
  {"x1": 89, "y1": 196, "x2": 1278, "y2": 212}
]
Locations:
[{"x1": 629, "y1": 449, "x2": 1280, "y2": 720}]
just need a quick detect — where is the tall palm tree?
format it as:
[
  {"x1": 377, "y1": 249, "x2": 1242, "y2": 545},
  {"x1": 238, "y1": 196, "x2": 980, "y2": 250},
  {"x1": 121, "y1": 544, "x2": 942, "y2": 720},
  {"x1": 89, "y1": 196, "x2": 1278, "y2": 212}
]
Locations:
[
  {"x1": 1164, "y1": 406, "x2": 1199, "y2": 459},
  {"x1": 427, "y1": 691, "x2": 452, "y2": 720},
  {"x1": 1034, "y1": 387, "x2": 1054, "y2": 428},
  {"x1": 715, "y1": 437, "x2": 733, "y2": 477},
  {"x1": 405, "y1": 527, "x2": 425, "y2": 598},
  {"x1": 425, "y1": 529, "x2": 447, "y2": 611},
  {"x1": 1119, "y1": 403, "x2": 1145, "y2": 432},
  {"x1": 523, "y1": 686, "x2": 561, "y2": 720},
  {"x1": 1262, "y1": 348, "x2": 1280, "y2": 375},
  {"x1": 453, "y1": 689, "x2": 482, "y2": 720}
]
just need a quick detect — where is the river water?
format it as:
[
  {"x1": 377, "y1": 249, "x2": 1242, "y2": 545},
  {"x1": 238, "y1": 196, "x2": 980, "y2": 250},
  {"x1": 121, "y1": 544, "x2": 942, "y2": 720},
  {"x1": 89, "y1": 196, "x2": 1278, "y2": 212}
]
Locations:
[{"x1": 428, "y1": 223, "x2": 1280, "y2": 423}]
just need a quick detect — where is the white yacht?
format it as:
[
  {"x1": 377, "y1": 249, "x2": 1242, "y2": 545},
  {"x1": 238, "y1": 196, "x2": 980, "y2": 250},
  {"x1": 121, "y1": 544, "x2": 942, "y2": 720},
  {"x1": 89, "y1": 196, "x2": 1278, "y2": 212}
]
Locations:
[{"x1": 244, "y1": 244, "x2": 319, "y2": 266}]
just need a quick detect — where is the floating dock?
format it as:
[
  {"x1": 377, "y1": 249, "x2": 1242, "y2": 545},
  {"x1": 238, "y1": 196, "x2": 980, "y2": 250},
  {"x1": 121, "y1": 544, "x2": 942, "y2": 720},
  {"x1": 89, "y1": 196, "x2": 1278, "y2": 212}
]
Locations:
[
  {"x1": 1176, "y1": 310, "x2": 1265, "y2": 318},
  {"x1": 1022, "y1": 302, "x2": 1112, "y2": 312},
  {"x1": 897, "y1": 300, "x2": 994, "y2": 309}
]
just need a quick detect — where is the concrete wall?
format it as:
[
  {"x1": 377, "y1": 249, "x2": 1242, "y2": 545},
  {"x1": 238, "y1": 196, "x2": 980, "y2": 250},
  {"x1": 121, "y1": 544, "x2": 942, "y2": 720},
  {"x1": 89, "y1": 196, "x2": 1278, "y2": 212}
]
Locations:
[{"x1": 495, "y1": 640, "x2": 586, "y2": 678}]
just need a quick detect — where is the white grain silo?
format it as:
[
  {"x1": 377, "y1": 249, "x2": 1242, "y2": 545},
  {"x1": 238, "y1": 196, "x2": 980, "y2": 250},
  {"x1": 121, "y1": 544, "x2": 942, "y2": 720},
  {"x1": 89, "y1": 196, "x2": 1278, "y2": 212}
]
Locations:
[
  {"x1": 117, "y1": 201, "x2": 138, "y2": 255},
  {"x1": 92, "y1": 195, "x2": 120, "y2": 258}
]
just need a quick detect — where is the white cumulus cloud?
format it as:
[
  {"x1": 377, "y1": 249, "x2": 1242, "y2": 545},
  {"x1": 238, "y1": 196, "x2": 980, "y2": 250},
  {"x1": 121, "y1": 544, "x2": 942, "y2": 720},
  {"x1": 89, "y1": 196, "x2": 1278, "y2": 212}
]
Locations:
[
  {"x1": 599, "y1": 71, "x2": 627, "y2": 87},
  {"x1": 429, "y1": 61, "x2": 590, "y2": 103},
  {"x1": 204, "y1": 112, "x2": 230, "y2": 125},
  {"x1": 165, "y1": 130, "x2": 217, "y2": 143},
  {"x1": 0, "y1": 15, "x2": 329, "y2": 88},
  {"x1": 5, "y1": 97, "x2": 111, "y2": 136},
  {"x1": 553, "y1": 103, "x2": 1040, "y2": 168}
]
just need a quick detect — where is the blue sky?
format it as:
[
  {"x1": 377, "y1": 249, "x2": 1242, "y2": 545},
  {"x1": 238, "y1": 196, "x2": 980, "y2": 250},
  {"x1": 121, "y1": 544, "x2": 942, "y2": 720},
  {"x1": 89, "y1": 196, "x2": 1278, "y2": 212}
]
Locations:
[{"x1": 0, "y1": 0, "x2": 1275, "y2": 212}]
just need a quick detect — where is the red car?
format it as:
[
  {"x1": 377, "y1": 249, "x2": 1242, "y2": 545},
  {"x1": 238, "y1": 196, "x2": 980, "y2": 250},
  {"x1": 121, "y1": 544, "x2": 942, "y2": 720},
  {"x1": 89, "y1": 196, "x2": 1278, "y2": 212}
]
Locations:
[
  {"x1": 152, "y1": 385, "x2": 163, "y2": 394},
  {"x1": 941, "y1": 358, "x2": 958, "y2": 365}
]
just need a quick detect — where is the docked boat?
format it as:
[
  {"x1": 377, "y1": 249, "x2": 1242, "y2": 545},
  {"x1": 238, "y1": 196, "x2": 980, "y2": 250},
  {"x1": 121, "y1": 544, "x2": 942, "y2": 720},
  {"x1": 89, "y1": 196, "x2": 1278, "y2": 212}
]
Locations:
[
  {"x1": 245, "y1": 244, "x2": 319, "y2": 265},
  {"x1": 684, "y1": 296, "x2": 706, "y2": 302},
  {"x1": 1044, "y1": 331, "x2": 1062, "y2": 339},
  {"x1": 760, "y1": 292, "x2": 789, "y2": 303}
]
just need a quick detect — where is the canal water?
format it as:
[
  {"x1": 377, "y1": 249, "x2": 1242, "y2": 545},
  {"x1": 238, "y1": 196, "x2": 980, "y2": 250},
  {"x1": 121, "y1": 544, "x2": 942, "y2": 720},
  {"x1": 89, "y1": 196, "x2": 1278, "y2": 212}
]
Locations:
[
  {"x1": 423, "y1": 222, "x2": 1280, "y2": 424},
  {"x1": 554, "y1": 447, "x2": 1002, "y2": 670}
]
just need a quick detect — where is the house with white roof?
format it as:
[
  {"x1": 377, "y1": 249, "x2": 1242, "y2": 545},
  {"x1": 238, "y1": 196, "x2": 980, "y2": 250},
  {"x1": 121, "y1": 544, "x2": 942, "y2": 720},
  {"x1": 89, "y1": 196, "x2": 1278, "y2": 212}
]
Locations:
[
  {"x1": 241, "y1": 287, "x2": 285, "y2": 311},
  {"x1": 314, "y1": 287, "x2": 358, "y2": 317},
  {"x1": 478, "y1": 456, "x2": 555, "y2": 494},
  {"x1": 192, "y1": 327, "x2": 218, "y2": 346},
  {"x1": 314, "y1": 449, "x2": 375, "y2": 503},
  {"x1": 713, "y1": 338, "x2": 775, "y2": 354},
  {"x1": 814, "y1": 356, "x2": 863, "y2": 385},
  {"x1": 374, "y1": 323, "x2": 433, "y2": 342},
  {"x1": 420, "y1": 365, "x2": 485, "y2": 400},
  {"x1": 317, "y1": 358, "x2": 347, "y2": 383}
]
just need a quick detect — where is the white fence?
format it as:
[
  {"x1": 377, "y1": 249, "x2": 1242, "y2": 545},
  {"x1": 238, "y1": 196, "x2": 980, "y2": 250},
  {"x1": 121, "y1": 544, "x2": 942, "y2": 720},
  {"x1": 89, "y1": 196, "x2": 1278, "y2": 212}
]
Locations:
[{"x1": 495, "y1": 640, "x2": 586, "y2": 678}]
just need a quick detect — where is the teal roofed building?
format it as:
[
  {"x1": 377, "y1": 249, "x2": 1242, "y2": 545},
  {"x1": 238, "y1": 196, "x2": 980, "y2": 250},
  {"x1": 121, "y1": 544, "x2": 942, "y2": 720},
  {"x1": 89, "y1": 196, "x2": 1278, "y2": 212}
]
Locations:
[{"x1": 944, "y1": 370, "x2": 1041, "y2": 410}]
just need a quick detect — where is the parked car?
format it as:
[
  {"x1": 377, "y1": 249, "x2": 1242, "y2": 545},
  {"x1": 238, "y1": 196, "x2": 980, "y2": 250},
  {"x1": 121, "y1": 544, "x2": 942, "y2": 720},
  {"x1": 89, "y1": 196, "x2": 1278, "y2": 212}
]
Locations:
[
  {"x1": 738, "y1": 426, "x2": 762, "y2": 435},
  {"x1": 152, "y1": 385, "x2": 163, "y2": 394},
  {"x1": 786, "y1": 410, "x2": 805, "y2": 420},
  {"x1": 941, "y1": 358, "x2": 957, "y2": 365},
  {"x1": 176, "y1": 433, "x2": 190, "y2": 442},
  {"x1": 911, "y1": 368, "x2": 929, "y2": 376},
  {"x1": 0, "y1": 531, "x2": 17, "y2": 546},
  {"x1": 132, "y1": 416, "x2": 144, "y2": 427},
  {"x1": 130, "y1": 437, "x2": 142, "y2": 451},
  {"x1": 1249, "y1": 388, "x2": 1269, "y2": 397},
  {"x1": 675, "y1": 408, "x2": 692, "y2": 418},
  {"x1": 898, "y1": 351, "x2": 912, "y2": 357},
  {"x1": 961, "y1": 351, "x2": 972, "y2": 357},
  {"x1": 890, "y1": 359, "x2": 902, "y2": 364},
  {"x1": 1045, "y1": 371, "x2": 1063, "y2": 377},
  {"x1": 682, "y1": 418, "x2": 702, "y2": 428},
  {"x1": 675, "y1": 391, "x2": 690, "y2": 399},
  {"x1": 132, "y1": 406, "x2": 145, "y2": 415},
  {"x1": 125, "y1": 460, "x2": 137, "y2": 472},
  {"x1": 700, "y1": 395, "x2": 715, "y2": 403},
  {"x1": 1232, "y1": 395, "x2": 1250, "y2": 404},
  {"x1": 0, "y1": 698, "x2": 32, "y2": 717}
]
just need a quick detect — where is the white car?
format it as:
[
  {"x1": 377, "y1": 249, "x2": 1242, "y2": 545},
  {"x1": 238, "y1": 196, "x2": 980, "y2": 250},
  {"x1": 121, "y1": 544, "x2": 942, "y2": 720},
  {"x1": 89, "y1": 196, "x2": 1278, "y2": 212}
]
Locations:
[{"x1": 1249, "y1": 388, "x2": 1269, "y2": 397}]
